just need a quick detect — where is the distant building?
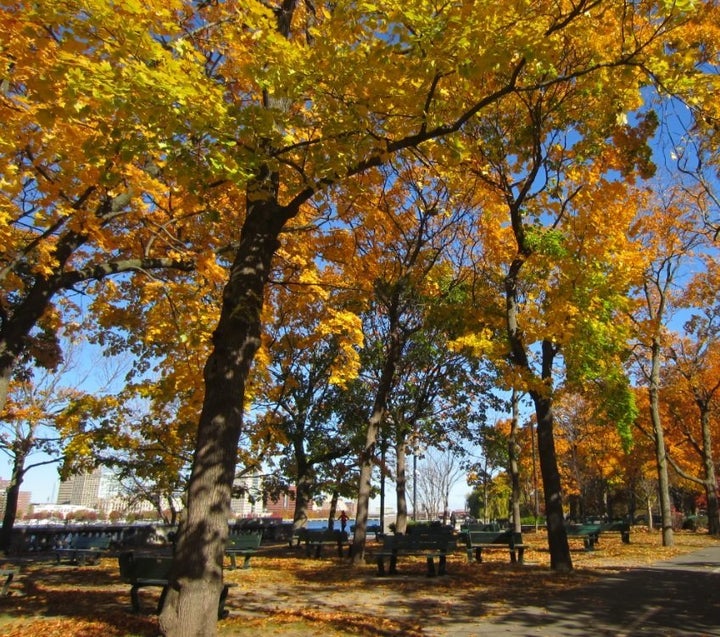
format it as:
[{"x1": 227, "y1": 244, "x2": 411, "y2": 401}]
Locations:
[
  {"x1": 57, "y1": 468, "x2": 104, "y2": 508},
  {"x1": 0, "y1": 479, "x2": 32, "y2": 517},
  {"x1": 230, "y1": 472, "x2": 265, "y2": 517},
  {"x1": 263, "y1": 488, "x2": 296, "y2": 519}
]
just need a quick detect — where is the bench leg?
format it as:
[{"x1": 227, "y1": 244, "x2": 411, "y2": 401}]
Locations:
[
  {"x1": 476, "y1": 547, "x2": 483, "y2": 563},
  {"x1": 621, "y1": 530, "x2": 631, "y2": 544},
  {"x1": 389, "y1": 553, "x2": 398, "y2": 575},
  {"x1": 156, "y1": 585, "x2": 169, "y2": 614},
  {"x1": 1, "y1": 572, "x2": 14, "y2": 596},
  {"x1": 130, "y1": 584, "x2": 142, "y2": 613},
  {"x1": 438, "y1": 554, "x2": 447, "y2": 576},
  {"x1": 509, "y1": 549, "x2": 517, "y2": 564},
  {"x1": 242, "y1": 555, "x2": 252, "y2": 569},
  {"x1": 518, "y1": 547, "x2": 525, "y2": 564},
  {"x1": 426, "y1": 557, "x2": 436, "y2": 577},
  {"x1": 218, "y1": 584, "x2": 230, "y2": 619},
  {"x1": 229, "y1": 554, "x2": 237, "y2": 570},
  {"x1": 336, "y1": 541, "x2": 343, "y2": 559},
  {"x1": 466, "y1": 548, "x2": 473, "y2": 562},
  {"x1": 314, "y1": 544, "x2": 322, "y2": 559},
  {"x1": 376, "y1": 556, "x2": 387, "y2": 576}
]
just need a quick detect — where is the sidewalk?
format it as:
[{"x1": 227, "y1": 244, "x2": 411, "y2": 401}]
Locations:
[{"x1": 435, "y1": 545, "x2": 720, "y2": 636}]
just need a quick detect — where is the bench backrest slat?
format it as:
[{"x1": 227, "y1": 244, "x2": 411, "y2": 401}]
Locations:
[
  {"x1": 565, "y1": 524, "x2": 601, "y2": 535},
  {"x1": 382, "y1": 532, "x2": 456, "y2": 552},
  {"x1": 226, "y1": 533, "x2": 262, "y2": 550},
  {"x1": 297, "y1": 529, "x2": 348, "y2": 543},
  {"x1": 72, "y1": 536, "x2": 111, "y2": 550},
  {"x1": 466, "y1": 531, "x2": 523, "y2": 546},
  {"x1": 119, "y1": 553, "x2": 172, "y2": 583}
]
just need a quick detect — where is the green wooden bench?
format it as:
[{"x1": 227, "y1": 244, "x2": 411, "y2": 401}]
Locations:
[
  {"x1": 118, "y1": 552, "x2": 234, "y2": 618},
  {"x1": 296, "y1": 529, "x2": 350, "y2": 558},
  {"x1": 375, "y1": 529, "x2": 456, "y2": 576},
  {"x1": 225, "y1": 533, "x2": 262, "y2": 569},
  {"x1": 600, "y1": 520, "x2": 631, "y2": 544},
  {"x1": 55, "y1": 535, "x2": 112, "y2": 565},
  {"x1": 565, "y1": 521, "x2": 631, "y2": 550},
  {"x1": 565, "y1": 523, "x2": 603, "y2": 550},
  {"x1": 0, "y1": 568, "x2": 17, "y2": 596},
  {"x1": 465, "y1": 530, "x2": 526, "y2": 564}
]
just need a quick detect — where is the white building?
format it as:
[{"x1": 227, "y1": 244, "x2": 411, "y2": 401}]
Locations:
[{"x1": 230, "y1": 472, "x2": 265, "y2": 517}]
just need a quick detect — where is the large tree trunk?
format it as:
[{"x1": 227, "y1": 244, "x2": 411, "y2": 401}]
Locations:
[
  {"x1": 505, "y1": 260, "x2": 571, "y2": 570},
  {"x1": 352, "y1": 413, "x2": 381, "y2": 563},
  {"x1": 529, "y1": 340, "x2": 572, "y2": 571},
  {"x1": 648, "y1": 339, "x2": 674, "y2": 547},
  {"x1": 293, "y1": 472, "x2": 314, "y2": 530},
  {"x1": 159, "y1": 195, "x2": 287, "y2": 637},
  {"x1": 531, "y1": 388, "x2": 572, "y2": 571}
]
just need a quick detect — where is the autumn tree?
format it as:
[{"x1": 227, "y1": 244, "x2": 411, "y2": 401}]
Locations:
[
  {"x1": 326, "y1": 159, "x2": 494, "y2": 545},
  {"x1": 252, "y1": 312, "x2": 362, "y2": 530},
  {"x1": 663, "y1": 288, "x2": 720, "y2": 535},
  {"x1": 553, "y1": 391, "x2": 633, "y2": 520},
  {"x1": 414, "y1": 448, "x2": 465, "y2": 521},
  {"x1": 629, "y1": 186, "x2": 709, "y2": 546},
  {"x1": 0, "y1": 342, "x2": 88, "y2": 551},
  {"x1": 384, "y1": 333, "x2": 494, "y2": 533},
  {"x1": 0, "y1": 0, "x2": 236, "y2": 556},
  {"x1": 157, "y1": 1, "x2": 717, "y2": 628},
  {"x1": 0, "y1": 0, "x2": 237, "y2": 422},
  {"x1": 5, "y1": 0, "x2": 716, "y2": 632},
  {"x1": 465, "y1": 417, "x2": 515, "y2": 524},
  {"x1": 456, "y1": 72, "x2": 656, "y2": 568}
]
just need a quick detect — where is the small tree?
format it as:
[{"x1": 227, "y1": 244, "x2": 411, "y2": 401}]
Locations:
[{"x1": 414, "y1": 449, "x2": 465, "y2": 521}]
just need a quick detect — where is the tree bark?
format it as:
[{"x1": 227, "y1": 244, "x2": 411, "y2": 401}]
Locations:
[
  {"x1": 159, "y1": 195, "x2": 288, "y2": 637},
  {"x1": 648, "y1": 338, "x2": 674, "y2": 547},
  {"x1": 327, "y1": 491, "x2": 339, "y2": 530},
  {"x1": 293, "y1": 471, "x2": 313, "y2": 530},
  {"x1": 531, "y1": 388, "x2": 571, "y2": 570},
  {"x1": 505, "y1": 258, "x2": 572, "y2": 570},
  {"x1": 351, "y1": 324, "x2": 403, "y2": 563},
  {"x1": 0, "y1": 453, "x2": 26, "y2": 553}
]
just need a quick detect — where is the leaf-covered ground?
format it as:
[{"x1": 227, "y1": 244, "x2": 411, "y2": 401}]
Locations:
[{"x1": 0, "y1": 528, "x2": 717, "y2": 636}]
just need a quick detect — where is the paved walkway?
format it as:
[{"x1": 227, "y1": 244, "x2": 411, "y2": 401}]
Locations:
[{"x1": 436, "y1": 546, "x2": 720, "y2": 636}]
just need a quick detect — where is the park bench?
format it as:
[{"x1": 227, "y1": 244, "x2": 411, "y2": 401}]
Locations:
[
  {"x1": 296, "y1": 529, "x2": 350, "y2": 558},
  {"x1": 465, "y1": 530, "x2": 526, "y2": 564},
  {"x1": 375, "y1": 529, "x2": 456, "y2": 576},
  {"x1": 225, "y1": 532, "x2": 262, "y2": 569},
  {"x1": 600, "y1": 520, "x2": 631, "y2": 544},
  {"x1": 565, "y1": 521, "x2": 631, "y2": 550},
  {"x1": 55, "y1": 535, "x2": 112, "y2": 565},
  {"x1": 564, "y1": 523, "x2": 603, "y2": 549},
  {"x1": 118, "y1": 552, "x2": 234, "y2": 618},
  {"x1": 0, "y1": 568, "x2": 17, "y2": 596}
]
